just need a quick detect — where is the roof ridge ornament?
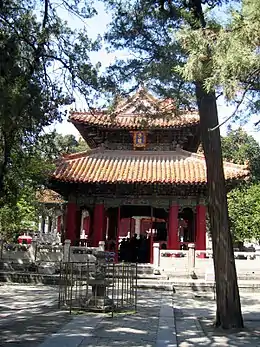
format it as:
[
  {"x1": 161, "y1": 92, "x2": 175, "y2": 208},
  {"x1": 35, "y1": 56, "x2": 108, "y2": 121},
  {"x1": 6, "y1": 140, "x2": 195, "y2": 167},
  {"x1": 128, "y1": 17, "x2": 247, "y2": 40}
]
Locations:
[{"x1": 137, "y1": 82, "x2": 146, "y2": 91}]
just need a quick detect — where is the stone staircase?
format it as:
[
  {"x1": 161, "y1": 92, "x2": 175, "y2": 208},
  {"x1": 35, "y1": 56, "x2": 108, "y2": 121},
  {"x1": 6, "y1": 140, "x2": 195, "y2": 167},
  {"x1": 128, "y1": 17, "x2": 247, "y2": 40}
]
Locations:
[{"x1": 1, "y1": 260, "x2": 260, "y2": 292}]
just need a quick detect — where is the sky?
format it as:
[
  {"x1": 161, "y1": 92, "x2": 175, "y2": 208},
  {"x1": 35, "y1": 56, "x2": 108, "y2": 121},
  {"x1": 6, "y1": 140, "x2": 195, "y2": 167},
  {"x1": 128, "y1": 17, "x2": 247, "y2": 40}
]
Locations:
[{"x1": 48, "y1": 1, "x2": 260, "y2": 143}]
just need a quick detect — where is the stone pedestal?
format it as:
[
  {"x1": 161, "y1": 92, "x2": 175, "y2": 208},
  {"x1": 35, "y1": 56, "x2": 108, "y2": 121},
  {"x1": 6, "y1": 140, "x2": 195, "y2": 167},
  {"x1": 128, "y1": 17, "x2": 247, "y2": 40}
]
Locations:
[
  {"x1": 82, "y1": 251, "x2": 114, "y2": 312},
  {"x1": 85, "y1": 278, "x2": 114, "y2": 312}
]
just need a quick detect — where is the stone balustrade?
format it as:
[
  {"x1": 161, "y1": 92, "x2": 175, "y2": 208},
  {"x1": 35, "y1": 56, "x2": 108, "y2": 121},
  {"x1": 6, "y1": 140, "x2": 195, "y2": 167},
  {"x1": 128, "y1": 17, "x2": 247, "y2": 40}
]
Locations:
[
  {"x1": 0, "y1": 239, "x2": 106, "y2": 263},
  {"x1": 153, "y1": 243, "x2": 260, "y2": 276}
]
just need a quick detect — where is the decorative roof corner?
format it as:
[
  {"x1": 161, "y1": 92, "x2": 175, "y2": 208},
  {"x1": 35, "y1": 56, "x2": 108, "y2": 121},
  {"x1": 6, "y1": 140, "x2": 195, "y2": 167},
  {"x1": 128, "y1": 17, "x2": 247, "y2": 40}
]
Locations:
[{"x1": 36, "y1": 189, "x2": 66, "y2": 204}]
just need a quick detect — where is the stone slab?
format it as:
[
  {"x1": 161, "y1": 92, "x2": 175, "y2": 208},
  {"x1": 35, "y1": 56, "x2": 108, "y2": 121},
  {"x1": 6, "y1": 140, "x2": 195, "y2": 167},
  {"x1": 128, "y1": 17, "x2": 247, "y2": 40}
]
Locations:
[
  {"x1": 38, "y1": 315, "x2": 103, "y2": 347},
  {"x1": 156, "y1": 298, "x2": 177, "y2": 347}
]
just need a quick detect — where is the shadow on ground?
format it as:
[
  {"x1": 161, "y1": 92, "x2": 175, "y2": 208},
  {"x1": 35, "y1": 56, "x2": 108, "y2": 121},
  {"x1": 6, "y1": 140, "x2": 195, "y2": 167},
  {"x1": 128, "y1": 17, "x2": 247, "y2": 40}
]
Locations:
[
  {"x1": 0, "y1": 284, "x2": 72, "y2": 347},
  {"x1": 174, "y1": 292, "x2": 260, "y2": 347}
]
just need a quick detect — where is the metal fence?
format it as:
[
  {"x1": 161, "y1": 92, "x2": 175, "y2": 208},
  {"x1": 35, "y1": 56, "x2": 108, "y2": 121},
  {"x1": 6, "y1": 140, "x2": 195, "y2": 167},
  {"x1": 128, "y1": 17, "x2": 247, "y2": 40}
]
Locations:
[{"x1": 58, "y1": 261, "x2": 138, "y2": 317}]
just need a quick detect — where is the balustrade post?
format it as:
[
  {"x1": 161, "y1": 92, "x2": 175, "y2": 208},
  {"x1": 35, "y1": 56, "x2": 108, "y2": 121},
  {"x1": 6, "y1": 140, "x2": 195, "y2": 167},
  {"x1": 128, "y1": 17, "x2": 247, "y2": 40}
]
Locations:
[
  {"x1": 63, "y1": 239, "x2": 71, "y2": 262},
  {"x1": 153, "y1": 242, "x2": 160, "y2": 274},
  {"x1": 99, "y1": 240, "x2": 105, "y2": 251},
  {"x1": 188, "y1": 243, "x2": 195, "y2": 275},
  {"x1": 30, "y1": 239, "x2": 38, "y2": 262}
]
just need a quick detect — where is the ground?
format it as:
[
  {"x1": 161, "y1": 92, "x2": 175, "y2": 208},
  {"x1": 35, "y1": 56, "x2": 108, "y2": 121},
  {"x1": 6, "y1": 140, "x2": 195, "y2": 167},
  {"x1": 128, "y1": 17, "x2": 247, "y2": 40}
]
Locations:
[
  {"x1": 175, "y1": 292, "x2": 260, "y2": 346},
  {"x1": 1, "y1": 284, "x2": 260, "y2": 346},
  {"x1": 0, "y1": 284, "x2": 71, "y2": 347}
]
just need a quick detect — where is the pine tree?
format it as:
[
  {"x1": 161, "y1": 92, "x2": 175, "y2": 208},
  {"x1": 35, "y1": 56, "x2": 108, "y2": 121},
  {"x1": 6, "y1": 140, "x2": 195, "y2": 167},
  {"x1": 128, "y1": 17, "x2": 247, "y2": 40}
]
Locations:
[{"x1": 104, "y1": 0, "x2": 245, "y2": 328}]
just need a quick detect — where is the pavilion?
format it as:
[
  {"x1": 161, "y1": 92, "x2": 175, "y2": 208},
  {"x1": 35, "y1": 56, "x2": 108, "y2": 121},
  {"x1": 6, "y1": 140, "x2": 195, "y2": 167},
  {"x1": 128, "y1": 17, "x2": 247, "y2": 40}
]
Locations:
[{"x1": 49, "y1": 88, "x2": 249, "y2": 257}]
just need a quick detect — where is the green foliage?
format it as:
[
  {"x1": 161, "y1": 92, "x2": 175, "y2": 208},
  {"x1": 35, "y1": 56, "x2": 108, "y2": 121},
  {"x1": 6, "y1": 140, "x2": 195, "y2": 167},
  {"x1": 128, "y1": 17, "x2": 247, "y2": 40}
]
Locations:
[
  {"x1": 228, "y1": 183, "x2": 260, "y2": 242},
  {"x1": 222, "y1": 128, "x2": 260, "y2": 181},
  {"x1": 0, "y1": 132, "x2": 86, "y2": 240},
  {"x1": 0, "y1": 0, "x2": 98, "y2": 236},
  {"x1": 0, "y1": 0, "x2": 106, "y2": 203},
  {"x1": 34, "y1": 131, "x2": 83, "y2": 160},
  {"x1": 221, "y1": 128, "x2": 260, "y2": 242},
  {"x1": 0, "y1": 189, "x2": 38, "y2": 241},
  {"x1": 104, "y1": 0, "x2": 198, "y2": 108},
  {"x1": 76, "y1": 137, "x2": 90, "y2": 152},
  {"x1": 178, "y1": 0, "x2": 260, "y2": 112}
]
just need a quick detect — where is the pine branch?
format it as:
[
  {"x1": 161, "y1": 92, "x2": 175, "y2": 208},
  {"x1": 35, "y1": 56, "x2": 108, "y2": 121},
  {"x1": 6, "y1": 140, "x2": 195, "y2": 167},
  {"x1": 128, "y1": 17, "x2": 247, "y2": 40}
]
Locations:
[{"x1": 209, "y1": 88, "x2": 249, "y2": 132}]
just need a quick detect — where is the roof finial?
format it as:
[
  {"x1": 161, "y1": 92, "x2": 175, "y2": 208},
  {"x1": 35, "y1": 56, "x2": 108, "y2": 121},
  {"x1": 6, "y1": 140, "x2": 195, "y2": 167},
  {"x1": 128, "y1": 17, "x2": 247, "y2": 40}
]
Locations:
[{"x1": 138, "y1": 81, "x2": 146, "y2": 92}]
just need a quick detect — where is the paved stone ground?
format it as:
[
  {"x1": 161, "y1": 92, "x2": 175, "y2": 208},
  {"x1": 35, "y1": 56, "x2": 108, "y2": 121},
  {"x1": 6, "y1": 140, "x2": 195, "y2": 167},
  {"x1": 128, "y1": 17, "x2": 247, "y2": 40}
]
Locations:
[
  {"x1": 0, "y1": 283, "x2": 72, "y2": 347},
  {"x1": 174, "y1": 292, "x2": 260, "y2": 346},
  {"x1": 2, "y1": 283, "x2": 260, "y2": 346},
  {"x1": 0, "y1": 284, "x2": 176, "y2": 347},
  {"x1": 39, "y1": 290, "x2": 176, "y2": 347}
]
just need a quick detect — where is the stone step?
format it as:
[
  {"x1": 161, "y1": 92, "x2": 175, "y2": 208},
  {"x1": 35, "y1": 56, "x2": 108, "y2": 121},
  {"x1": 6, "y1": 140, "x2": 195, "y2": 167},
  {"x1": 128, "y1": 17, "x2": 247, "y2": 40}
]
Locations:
[
  {"x1": 2, "y1": 270, "x2": 260, "y2": 293},
  {"x1": 0, "y1": 261, "x2": 37, "y2": 272},
  {"x1": 136, "y1": 278, "x2": 260, "y2": 292},
  {"x1": 0, "y1": 261, "x2": 155, "y2": 272},
  {"x1": 3, "y1": 261, "x2": 260, "y2": 281},
  {"x1": 0, "y1": 271, "x2": 61, "y2": 285}
]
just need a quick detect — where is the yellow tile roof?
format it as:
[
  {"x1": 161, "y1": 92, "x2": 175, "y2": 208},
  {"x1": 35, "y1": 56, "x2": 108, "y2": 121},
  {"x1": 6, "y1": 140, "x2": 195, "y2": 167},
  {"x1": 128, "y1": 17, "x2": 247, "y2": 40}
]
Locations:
[{"x1": 51, "y1": 148, "x2": 249, "y2": 185}]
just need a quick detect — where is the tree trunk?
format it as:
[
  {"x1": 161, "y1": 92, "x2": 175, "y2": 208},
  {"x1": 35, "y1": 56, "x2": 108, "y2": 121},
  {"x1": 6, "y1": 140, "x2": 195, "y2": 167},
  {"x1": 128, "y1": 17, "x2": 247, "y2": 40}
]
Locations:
[
  {"x1": 0, "y1": 134, "x2": 12, "y2": 202},
  {"x1": 195, "y1": 82, "x2": 244, "y2": 329}
]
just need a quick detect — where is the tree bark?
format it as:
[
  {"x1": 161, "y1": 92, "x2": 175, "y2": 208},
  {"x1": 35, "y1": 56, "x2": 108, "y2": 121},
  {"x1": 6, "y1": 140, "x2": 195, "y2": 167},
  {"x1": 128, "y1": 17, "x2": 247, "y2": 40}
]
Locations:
[
  {"x1": 0, "y1": 134, "x2": 12, "y2": 202},
  {"x1": 195, "y1": 82, "x2": 243, "y2": 329}
]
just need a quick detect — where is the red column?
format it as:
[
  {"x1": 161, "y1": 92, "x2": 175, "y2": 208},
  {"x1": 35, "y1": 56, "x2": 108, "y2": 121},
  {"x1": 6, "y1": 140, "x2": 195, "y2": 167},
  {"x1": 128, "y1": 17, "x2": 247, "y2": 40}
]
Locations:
[
  {"x1": 65, "y1": 202, "x2": 77, "y2": 245},
  {"x1": 196, "y1": 205, "x2": 206, "y2": 254},
  {"x1": 167, "y1": 204, "x2": 179, "y2": 249},
  {"x1": 92, "y1": 204, "x2": 105, "y2": 247},
  {"x1": 103, "y1": 216, "x2": 107, "y2": 241}
]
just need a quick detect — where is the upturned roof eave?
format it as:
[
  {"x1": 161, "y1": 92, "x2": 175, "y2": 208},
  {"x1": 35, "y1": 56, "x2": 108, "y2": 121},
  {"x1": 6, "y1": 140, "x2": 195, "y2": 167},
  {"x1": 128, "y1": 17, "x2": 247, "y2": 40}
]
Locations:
[{"x1": 69, "y1": 117, "x2": 200, "y2": 130}]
